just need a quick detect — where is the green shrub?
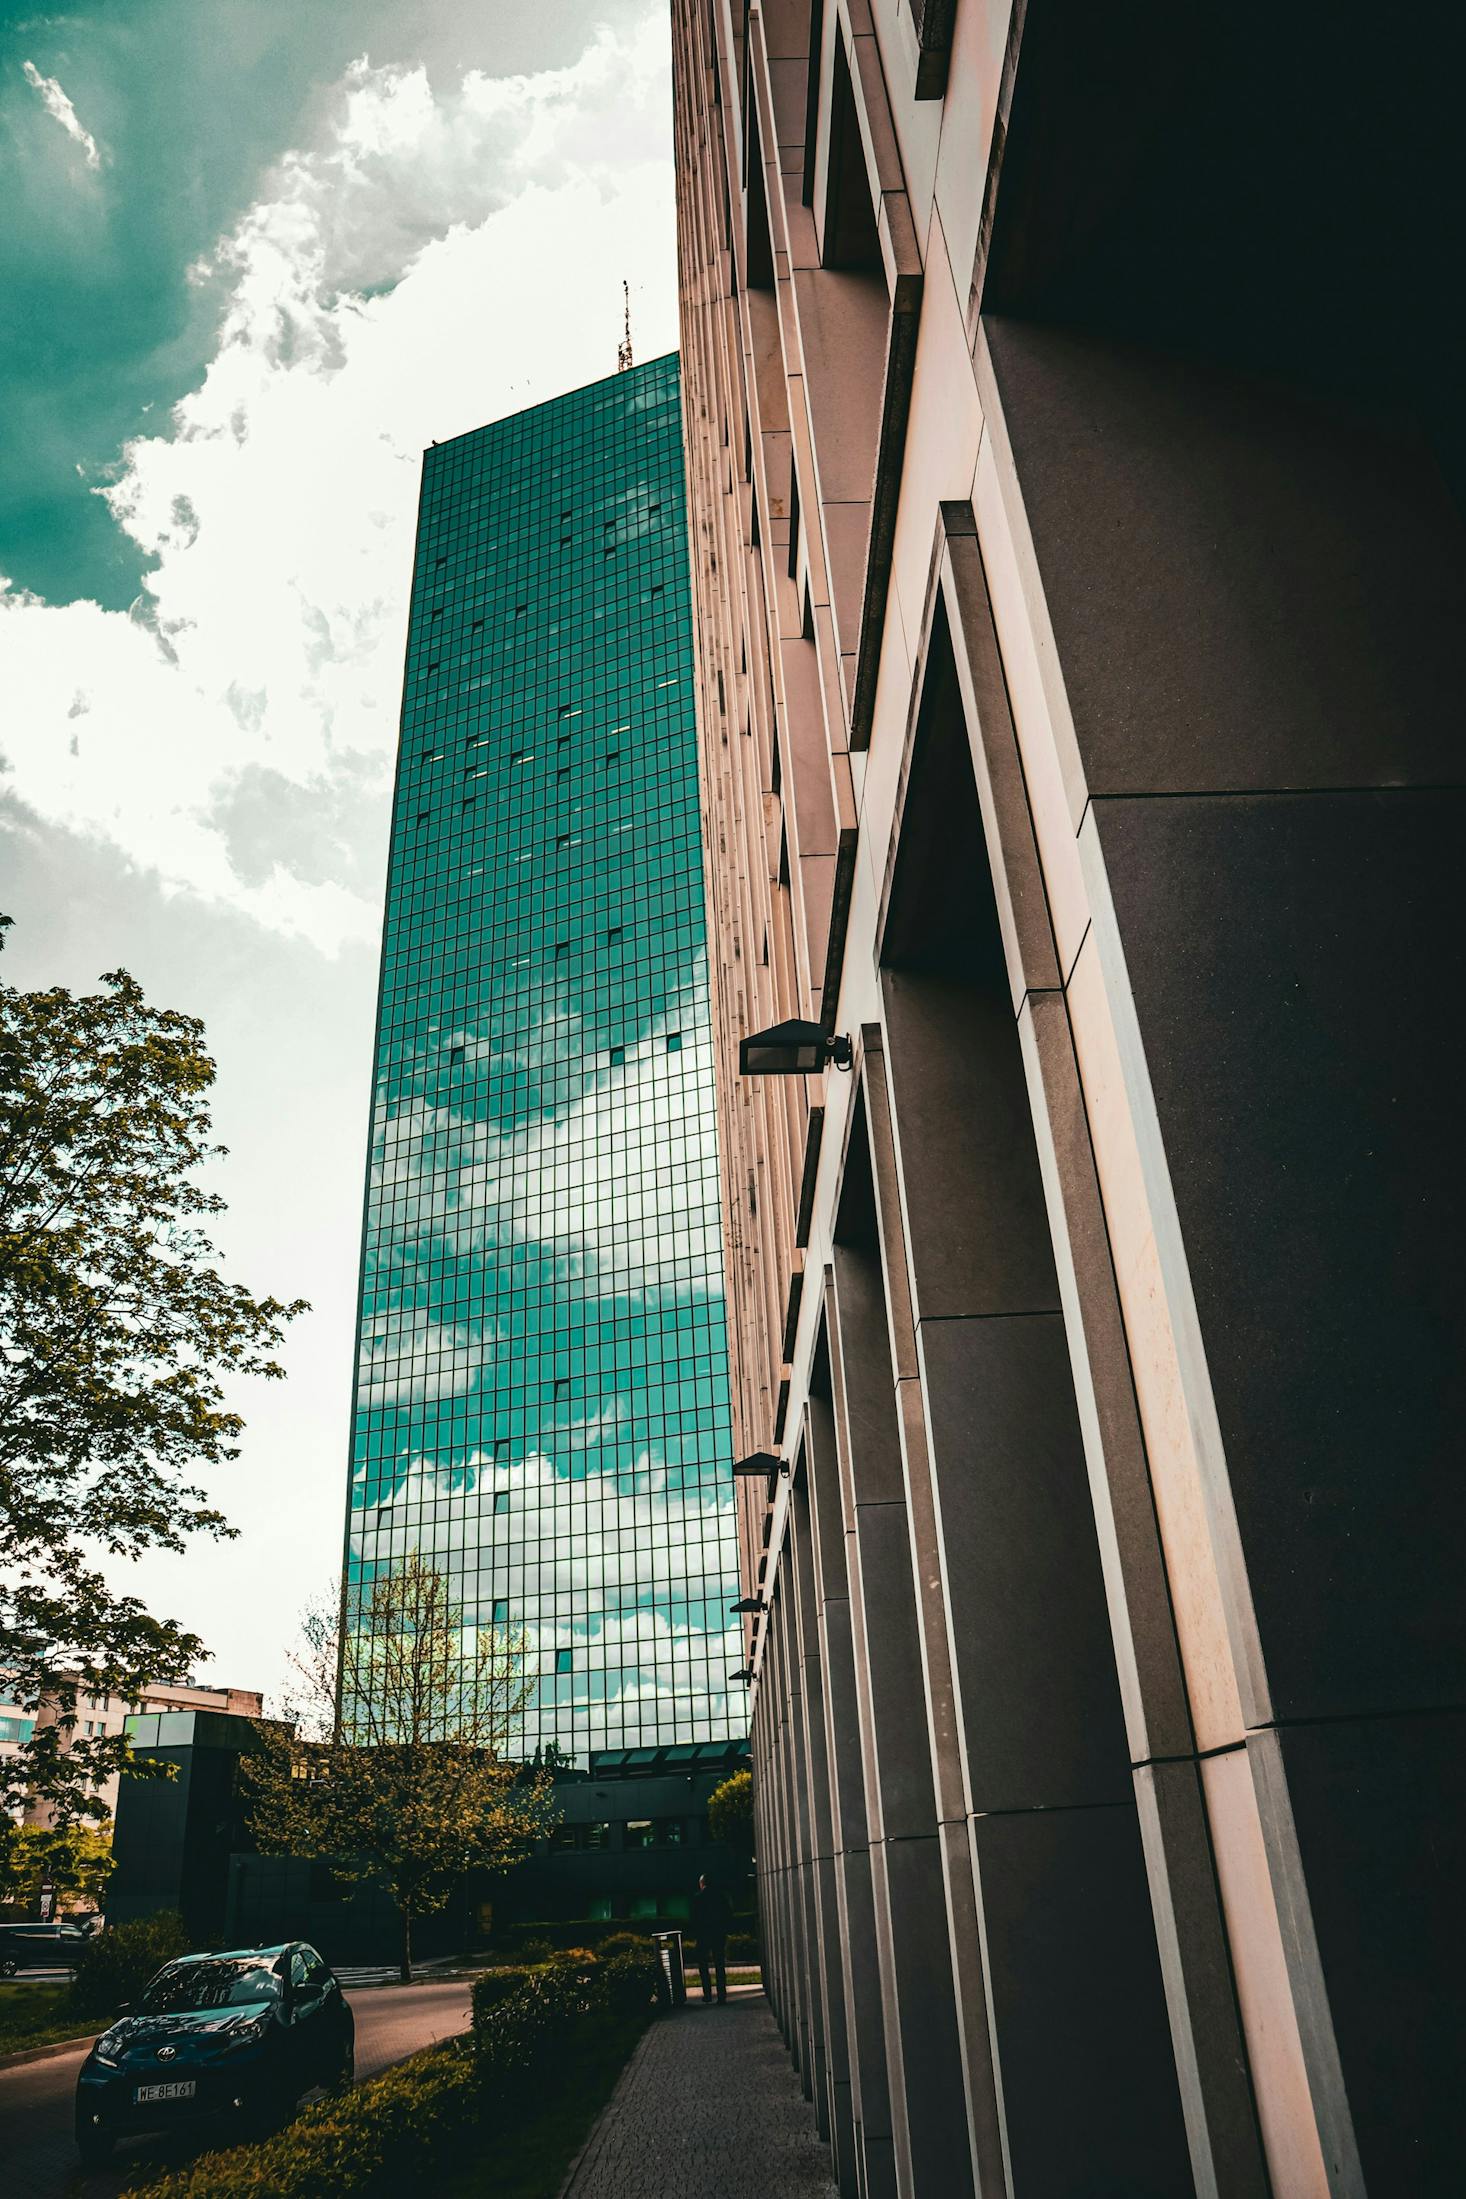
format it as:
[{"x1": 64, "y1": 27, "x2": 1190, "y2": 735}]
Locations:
[
  {"x1": 473, "y1": 1951, "x2": 657, "y2": 2088},
  {"x1": 598, "y1": 1929, "x2": 653, "y2": 1960},
  {"x1": 468, "y1": 1964, "x2": 533, "y2": 2018},
  {"x1": 513, "y1": 1934, "x2": 556, "y2": 1965},
  {"x1": 66, "y1": 1910, "x2": 189, "y2": 2021},
  {"x1": 142, "y1": 1952, "x2": 663, "y2": 2198},
  {"x1": 142, "y1": 2037, "x2": 478, "y2": 2199},
  {"x1": 726, "y1": 1931, "x2": 761, "y2": 1963}
]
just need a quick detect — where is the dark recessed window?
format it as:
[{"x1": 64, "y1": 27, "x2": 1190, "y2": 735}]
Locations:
[
  {"x1": 491, "y1": 1598, "x2": 509, "y2": 1624},
  {"x1": 493, "y1": 1491, "x2": 510, "y2": 1516},
  {"x1": 666, "y1": 1032, "x2": 682, "y2": 1053},
  {"x1": 603, "y1": 749, "x2": 620, "y2": 767},
  {"x1": 515, "y1": 603, "x2": 527, "y2": 617},
  {"x1": 450, "y1": 1045, "x2": 465, "y2": 1064},
  {"x1": 554, "y1": 941, "x2": 569, "y2": 959},
  {"x1": 416, "y1": 811, "x2": 430, "y2": 825},
  {"x1": 651, "y1": 584, "x2": 664, "y2": 597},
  {"x1": 556, "y1": 833, "x2": 570, "y2": 849},
  {"x1": 607, "y1": 927, "x2": 622, "y2": 947},
  {"x1": 554, "y1": 1377, "x2": 569, "y2": 1399},
  {"x1": 435, "y1": 555, "x2": 446, "y2": 568},
  {"x1": 493, "y1": 1439, "x2": 509, "y2": 1462},
  {"x1": 609, "y1": 1045, "x2": 625, "y2": 1067},
  {"x1": 554, "y1": 1649, "x2": 572, "y2": 1675}
]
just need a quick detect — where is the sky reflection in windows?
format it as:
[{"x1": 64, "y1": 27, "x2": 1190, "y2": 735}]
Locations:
[{"x1": 346, "y1": 355, "x2": 740, "y2": 1755}]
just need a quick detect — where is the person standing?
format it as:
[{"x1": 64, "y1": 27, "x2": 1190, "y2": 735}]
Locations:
[{"x1": 690, "y1": 1872, "x2": 733, "y2": 2003}]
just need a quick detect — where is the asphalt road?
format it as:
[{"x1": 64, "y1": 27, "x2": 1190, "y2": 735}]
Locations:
[{"x1": 0, "y1": 1978, "x2": 474, "y2": 2199}]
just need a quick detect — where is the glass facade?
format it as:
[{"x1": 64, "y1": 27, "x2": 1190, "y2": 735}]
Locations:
[{"x1": 344, "y1": 354, "x2": 742, "y2": 1756}]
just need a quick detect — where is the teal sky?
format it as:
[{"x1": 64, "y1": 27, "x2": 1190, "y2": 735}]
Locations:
[
  {"x1": 0, "y1": 0, "x2": 648, "y2": 608},
  {"x1": 0, "y1": 0, "x2": 681, "y2": 1708}
]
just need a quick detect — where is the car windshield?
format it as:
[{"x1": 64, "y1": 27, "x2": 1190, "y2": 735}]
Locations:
[{"x1": 139, "y1": 1959, "x2": 284, "y2": 2013}]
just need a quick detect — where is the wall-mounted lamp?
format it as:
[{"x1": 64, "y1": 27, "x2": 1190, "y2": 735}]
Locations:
[
  {"x1": 730, "y1": 1595, "x2": 766, "y2": 1614},
  {"x1": 732, "y1": 1451, "x2": 780, "y2": 1480},
  {"x1": 738, "y1": 1019, "x2": 853, "y2": 1076}
]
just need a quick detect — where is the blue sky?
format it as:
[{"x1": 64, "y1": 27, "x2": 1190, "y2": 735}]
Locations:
[{"x1": 0, "y1": 1, "x2": 681, "y2": 1704}]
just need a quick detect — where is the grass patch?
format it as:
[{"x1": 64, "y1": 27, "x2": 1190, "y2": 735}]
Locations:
[
  {"x1": 442, "y1": 2015, "x2": 647, "y2": 2199},
  {"x1": 0, "y1": 1981, "x2": 91, "y2": 2057}
]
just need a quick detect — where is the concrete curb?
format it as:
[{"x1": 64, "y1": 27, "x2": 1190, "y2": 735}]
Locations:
[{"x1": 0, "y1": 2030, "x2": 97, "y2": 2072}]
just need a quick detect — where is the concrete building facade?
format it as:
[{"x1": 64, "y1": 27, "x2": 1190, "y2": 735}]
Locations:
[{"x1": 669, "y1": 5, "x2": 1465, "y2": 2196}]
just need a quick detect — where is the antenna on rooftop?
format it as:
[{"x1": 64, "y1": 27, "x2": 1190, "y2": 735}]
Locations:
[{"x1": 617, "y1": 279, "x2": 634, "y2": 374}]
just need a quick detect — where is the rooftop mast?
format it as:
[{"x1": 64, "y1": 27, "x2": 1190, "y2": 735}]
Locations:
[{"x1": 616, "y1": 279, "x2": 634, "y2": 373}]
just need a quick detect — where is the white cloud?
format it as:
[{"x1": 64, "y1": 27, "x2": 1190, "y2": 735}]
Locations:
[
  {"x1": 350, "y1": 1443, "x2": 741, "y2": 1750},
  {"x1": 22, "y1": 58, "x2": 102, "y2": 170},
  {"x1": 1, "y1": 15, "x2": 678, "y2": 955}
]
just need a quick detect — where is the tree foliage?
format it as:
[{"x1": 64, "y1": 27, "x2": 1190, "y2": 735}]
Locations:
[
  {"x1": 245, "y1": 1555, "x2": 557, "y2": 1979},
  {"x1": 0, "y1": 917, "x2": 307, "y2": 1822},
  {"x1": 707, "y1": 1768, "x2": 754, "y2": 1853},
  {"x1": 0, "y1": 1820, "x2": 114, "y2": 1912}
]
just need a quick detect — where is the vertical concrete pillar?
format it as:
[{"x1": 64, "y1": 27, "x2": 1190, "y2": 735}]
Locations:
[
  {"x1": 773, "y1": 1559, "x2": 818, "y2": 2096},
  {"x1": 828, "y1": 1143, "x2": 978, "y2": 2199},
  {"x1": 789, "y1": 1468, "x2": 851, "y2": 2171},
  {"x1": 809, "y1": 1366, "x2": 896, "y2": 2199}
]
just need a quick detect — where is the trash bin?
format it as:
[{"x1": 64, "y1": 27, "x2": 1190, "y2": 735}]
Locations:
[{"x1": 652, "y1": 1929, "x2": 687, "y2": 2007}]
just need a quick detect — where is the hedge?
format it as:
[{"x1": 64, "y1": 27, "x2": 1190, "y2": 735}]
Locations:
[
  {"x1": 142, "y1": 1952, "x2": 661, "y2": 2198},
  {"x1": 67, "y1": 1911, "x2": 190, "y2": 2022},
  {"x1": 501, "y1": 1914, "x2": 760, "y2": 1958}
]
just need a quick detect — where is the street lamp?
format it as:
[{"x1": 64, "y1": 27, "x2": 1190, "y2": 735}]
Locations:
[{"x1": 738, "y1": 1019, "x2": 853, "y2": 1076}]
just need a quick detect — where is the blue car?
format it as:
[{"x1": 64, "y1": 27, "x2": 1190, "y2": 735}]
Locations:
[{"x1": 75, "y1": 1941, "x2": 354, "y2": 2167}]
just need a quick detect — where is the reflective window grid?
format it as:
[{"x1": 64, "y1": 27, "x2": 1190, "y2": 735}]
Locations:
[{"x1": 344, "y1": 355, "x2": 742, "y2": 1755}]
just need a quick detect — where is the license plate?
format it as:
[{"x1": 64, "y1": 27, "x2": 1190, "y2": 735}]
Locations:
[{"x1": 135, "y1": 2080, "x2": 196, "y2": 2103}]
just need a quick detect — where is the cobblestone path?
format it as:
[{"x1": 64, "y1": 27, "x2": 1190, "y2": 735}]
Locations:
[{"x1": 563, "y1": 1986, "x2": 837, "y2": 2198}]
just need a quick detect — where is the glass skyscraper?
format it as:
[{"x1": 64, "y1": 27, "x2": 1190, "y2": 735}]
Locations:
[{"x1": 344, "y1": 354, "x2": 741, "y2": 1757}]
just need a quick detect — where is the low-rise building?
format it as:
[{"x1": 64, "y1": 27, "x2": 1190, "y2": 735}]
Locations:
[{"x1": 1, "y1": 1678, "x2": 263, "y2": 1828}]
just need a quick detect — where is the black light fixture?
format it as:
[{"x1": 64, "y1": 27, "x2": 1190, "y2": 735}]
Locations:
[
  {"x1": 738, "y1": 1018, "x2": 853, "y2": 1076},
  {"x1": 732, "y1": 1450, "x2": 780, "y2": 1481},
  {"x1": 732, "y1": 1665, "x2": 755, "y2": 1685},
  {"x1": 730, "y1": 1595, "x2": 766, "y2": 1614}
]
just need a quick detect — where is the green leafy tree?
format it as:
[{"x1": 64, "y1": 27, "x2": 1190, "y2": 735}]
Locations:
[
  {"x1": 707, "y1": 1767, "x2": 754, "y2": 1854},
  {"x1": 0, "y1": 917, "x2": 307, "y2": 1823},
  {"x1": 0, "y1": 1820, "x2": 115, "y2": 1913},
  {"x1": 245, "y1": 1554, "x2": 558, "y2": 1980}
]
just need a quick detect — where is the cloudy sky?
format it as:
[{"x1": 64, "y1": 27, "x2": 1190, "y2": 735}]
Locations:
[{"x1": 0, "y1": 0, "x2": 682, "y2": 1705}]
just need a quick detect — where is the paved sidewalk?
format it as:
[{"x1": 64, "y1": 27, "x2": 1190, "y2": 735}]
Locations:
[{"x1": 564, "y1": 1986, "x2": 836, "y2": 2198}]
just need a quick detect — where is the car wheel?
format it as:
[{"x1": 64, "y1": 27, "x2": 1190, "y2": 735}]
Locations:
[{"x1": 76, "y1": 2126, "x2": 114, "y2": 2168}]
